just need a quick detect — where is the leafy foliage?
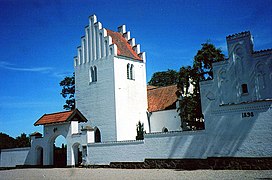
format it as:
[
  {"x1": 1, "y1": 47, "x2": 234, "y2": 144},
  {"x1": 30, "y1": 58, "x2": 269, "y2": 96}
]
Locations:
[
  {"x1": 60, "y1": 73, "x2": 75, "y2": 110},
  {"x1": 136, "y1": 121, "x2": 144, "y2": 140},
  {"x1": 193, "y1": 42, "x2": 225, "y2": 80},
  {"x1": 0, "y1": 132, "x2": 17, "y2": 149},
  {"x1": 0, "y1": 132, "x2": 30, "y2": 149},
  {"x1": 177, "y1": 42, "x2": 225, "y2": 130},
  {"x1": 15, "y1": 133, "x2": 31, "y2": 148},
  {"x1": 148, "y1": 69, "x2": 178, "y2": 87}
]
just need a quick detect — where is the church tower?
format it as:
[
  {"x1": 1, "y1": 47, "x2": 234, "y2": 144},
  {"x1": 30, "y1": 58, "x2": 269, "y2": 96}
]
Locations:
[{"x1": 74, "y1": 15, "x2": 149, "y2": 141}]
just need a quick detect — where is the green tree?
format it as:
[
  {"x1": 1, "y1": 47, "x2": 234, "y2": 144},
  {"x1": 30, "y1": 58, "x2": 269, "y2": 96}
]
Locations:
[
  {"x1": 148, "y1": 69, "x2": 178, "y2": 87},
  {"x1": 0, "y1": 132, "x2": 16, "y2": 149},
  {"x1": 15, "y1": 133, "x2": 30, "y2": 148},
  {"x1": 177, "y1": 66, "x2": 195, "y2": 129},
  {"x1": 177, "y1": 42, "x2": 225, "y2": 130},
  {"x1": 136, "y1": 121, "x2": 144, "y2": 140},
  {"x1": 193, "y1": 42, "x2": 225, "y2": 80},
  {"x1": 60, "y1": 73, "x2": 75, "y2": 110}
]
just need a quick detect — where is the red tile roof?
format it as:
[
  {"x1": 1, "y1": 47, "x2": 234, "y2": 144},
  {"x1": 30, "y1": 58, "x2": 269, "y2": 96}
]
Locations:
[
  {"x1": 107, "y1": 29, "x2": 142, "y2": 61},
  {"x1": 147, "y1": 85, "x2": 178, "y2": 112},
  {"x1": 30, "y1": 132, "x2": 42, "y2": 137},
  {"x1": 34, "y1": 109, "x2": 87, "y2": 126}
]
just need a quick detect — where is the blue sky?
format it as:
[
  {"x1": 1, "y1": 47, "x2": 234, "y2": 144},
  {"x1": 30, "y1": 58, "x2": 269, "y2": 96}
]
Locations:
[{"x1": 0, "y1": 0, "x2": 272, "y2": 138}]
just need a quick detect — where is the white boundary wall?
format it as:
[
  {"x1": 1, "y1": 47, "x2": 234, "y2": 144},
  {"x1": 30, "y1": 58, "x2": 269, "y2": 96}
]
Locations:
[
  {"x1": 0, "y1": 147, "x2": 30, "y2": 167},
  {"x1": 1, "y1": 101, "x2": 272, "y2": 168},
  {"x1": 86, "y1": 99, "x2": 272, "y2": 165}
]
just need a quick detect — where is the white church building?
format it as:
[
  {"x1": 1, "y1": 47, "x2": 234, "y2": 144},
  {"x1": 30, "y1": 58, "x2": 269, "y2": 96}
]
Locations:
[{"x1": 0, "y1": 15, "x2": 271, "y2": 167}]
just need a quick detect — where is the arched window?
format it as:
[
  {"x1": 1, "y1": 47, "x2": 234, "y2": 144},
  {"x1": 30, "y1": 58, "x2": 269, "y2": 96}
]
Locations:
[
  {"x1": 127, "y1": 63, "x2": 135, "y2": 80},
  {"x1": 130, "y1": 64, "x2": 135, "y2": 80},
  {"x1": 162, "y1": 127, "x2": 168, "y2": 133},
  {"x1": 242, "y1": 84, "x2": 248, "y2": 94},
  {"x1": 89, "y1": 66, "x2": 97, "y2": 83},
  {"x1": 89, "y1": 67, "x2": 93, "y2": 82},
  {"x1": 90, "y1": 67, "x2": 94, "y2": 82},
  {"x1": 94, "y1": 66, "x2": 97, "y2": 82},
  {"x1": 127, "y1": 63, "x2": 130, "y2": 79},
  {"x1": 95, "y1": 128, "x2": 101, "y2": 143},
  {"x1": 105, "y1": 40, "x2": 108, "y2": 56}
]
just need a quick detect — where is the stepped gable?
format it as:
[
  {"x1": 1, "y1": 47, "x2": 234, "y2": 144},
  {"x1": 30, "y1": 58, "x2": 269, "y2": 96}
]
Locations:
[
  {"x1": 147, "y1": 85, "x2": 178, "y2": 112},
  {"x1": 74, "y1": 15, "x2": 145, "y2": 66},
  {"x1": 107, "y1": 29, "x2": 142, "y2": 60},
  {"x1": 34, "y1": 109, "x2": 87, "y2": 126}
]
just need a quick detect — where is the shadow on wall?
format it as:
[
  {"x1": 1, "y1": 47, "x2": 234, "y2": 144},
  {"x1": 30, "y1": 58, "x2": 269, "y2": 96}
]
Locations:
[{"x1": 175, "y1": 102, "x2": 272, "y2": 158}]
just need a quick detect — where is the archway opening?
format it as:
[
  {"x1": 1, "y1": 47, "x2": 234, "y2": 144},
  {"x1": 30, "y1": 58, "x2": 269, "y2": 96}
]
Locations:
[
  {"x1": 36, "y1": 146, "x2": 43, "y2": 166},
  {"x1": 53, "y1": 135, "x2": 67, "y2": 167},
  {"x1": 162, "y1": 127, "x2": 169, "y2": 133},
  {"x1": 95, "y1": 128, "x2": 101, "y2": 143},
  {"x1": 72, "y1": 143, "x2": 82, "y2": 167}
]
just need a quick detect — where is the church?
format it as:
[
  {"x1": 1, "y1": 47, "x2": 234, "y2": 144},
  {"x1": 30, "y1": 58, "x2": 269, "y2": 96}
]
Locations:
[{"x1": 0, "y1": 15, "x2": 271, "y2": 167}]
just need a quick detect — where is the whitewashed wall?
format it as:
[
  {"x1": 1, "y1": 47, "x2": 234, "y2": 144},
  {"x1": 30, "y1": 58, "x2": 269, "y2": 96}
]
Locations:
[
  {"x1": 1, "y1": 103, "x2": 271, "y2": 167},
  {"x1": 199, "y1": 32, "x2": 272, "y2": 158},
  {"x1": 0, "y1": 147, "x2": 30, "y2": 167},
  {"x1": 149, "y1": 109, "x2": 181, "y2": 132},
  {"x1": 86, "y1": 100, "x2": 272, "y2": 165},
  {"x1": 75, "y1": 54, "x2": 117, "y2": 142},
  {"x1": 114, "y1": 57, "x2": 148, "y2": 140}
]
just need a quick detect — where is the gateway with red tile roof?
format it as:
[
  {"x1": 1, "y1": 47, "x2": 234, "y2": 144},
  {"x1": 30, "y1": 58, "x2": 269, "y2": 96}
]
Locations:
[{"x1": 34, "y1": 109, "x2": 87, "y2": 126}]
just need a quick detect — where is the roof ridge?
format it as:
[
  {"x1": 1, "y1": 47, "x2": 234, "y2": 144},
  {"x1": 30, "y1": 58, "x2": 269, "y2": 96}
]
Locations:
[
  {"x1": 106, "y1": 29, "x2": 142, "y2": 60},
  {"x1": 34, "y1": 109, "x2": 87, "y2": 126},
  {"x1": 44, "y1": 110, "x2": 73, "y2": 116}
]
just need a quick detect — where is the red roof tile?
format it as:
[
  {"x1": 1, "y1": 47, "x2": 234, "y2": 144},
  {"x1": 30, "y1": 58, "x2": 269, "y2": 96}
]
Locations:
[
  {"x1": 34, "y1": 109, "x2": 87, "y2": 126},
  {"x1": 107, "y1": 29, "x2": 142, "y2": 61},
  {"x1": 147, "y1": 85, "x2": 178, "y2": 112}
]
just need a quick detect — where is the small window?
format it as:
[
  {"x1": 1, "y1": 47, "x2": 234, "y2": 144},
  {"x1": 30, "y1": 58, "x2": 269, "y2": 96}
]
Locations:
[
  {"x1": 94, "y1": 66, "x2": 97, "y2": 82},
  {"x1": 162, "y1": 127, "x2": 168, "y2": 133},
  {"x1": 130, "y1": 64, "x2": 135, "y2": 80},
  {"x1": 105, "y1": 40, "x2": 108, "y2": 56},
  {"x1": 89, "y1": 66, "x2": 97, "y2": 83},
  {"x1": 89, "y1": 67, "x2": 93, "y2": 82},
  {"x1": 127, "y1": 63, "x2": 130, "y2": 79},
  {"x1": 242, "y1": 84, "x2": 248, "y2": 94},
  {"x1": 127, "y1": 63, "x2": 135, "y2": 80}
]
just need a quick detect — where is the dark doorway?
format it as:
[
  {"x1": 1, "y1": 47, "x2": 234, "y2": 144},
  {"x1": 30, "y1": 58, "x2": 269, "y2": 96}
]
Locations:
[
  {"x1": 54, "y1": 144, "x2": 67, "y2": 167},
  {"x1": 95, "y1": 128, "x2": 101, "y2": 143},
  {"x1": 53, "y1": 135, "x2": 67, "y2": 167},
  {"x1": 36, "y1": 147, "x2": 43, "y2": 166}
]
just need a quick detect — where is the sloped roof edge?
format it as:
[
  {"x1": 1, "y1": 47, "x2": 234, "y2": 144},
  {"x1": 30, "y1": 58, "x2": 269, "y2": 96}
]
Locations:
[{"x1": 34, "y1": 109, "x2": 87, "y2": 126}]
